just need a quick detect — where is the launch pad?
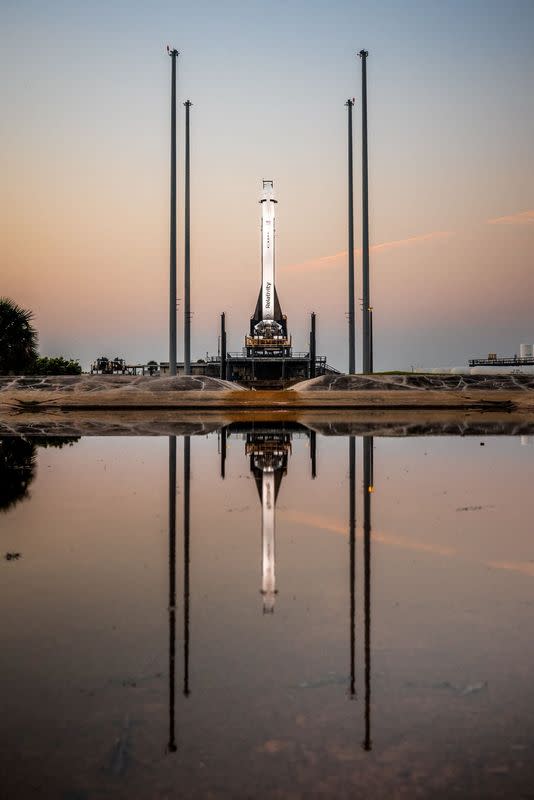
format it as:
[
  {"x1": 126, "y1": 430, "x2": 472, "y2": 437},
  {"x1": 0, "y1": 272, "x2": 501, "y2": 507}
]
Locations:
[
  {"x1": 224, "y1": 352, "x2": 325, "y2": 389},
  {"x1": 220, "y1": 180, "x2": 334, "y2": 388}
]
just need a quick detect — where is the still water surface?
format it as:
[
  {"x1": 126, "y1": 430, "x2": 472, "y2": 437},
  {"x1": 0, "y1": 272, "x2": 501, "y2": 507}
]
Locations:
[{"x1": 1, "y1": 428, "x2": 534, "y2": 799}]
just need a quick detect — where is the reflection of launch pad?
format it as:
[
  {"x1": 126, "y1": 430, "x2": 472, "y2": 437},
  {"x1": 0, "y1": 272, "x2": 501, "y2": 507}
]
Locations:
[{"x1": 222, "y1": 181, "x2": 335, "y2": 389}]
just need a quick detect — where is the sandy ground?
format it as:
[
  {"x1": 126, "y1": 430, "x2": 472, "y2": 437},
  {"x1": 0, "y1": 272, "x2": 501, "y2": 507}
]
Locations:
[
  {"x1": 0, "y1": 387, "x2": 532, "y2": 409},
  {"x1": 2, "y1": 374, "x2": 534, "y2": 433}
]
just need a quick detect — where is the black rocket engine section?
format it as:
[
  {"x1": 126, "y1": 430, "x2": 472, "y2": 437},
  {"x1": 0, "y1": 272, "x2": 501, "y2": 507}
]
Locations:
[{"x1": 250, "y1": 287, "x2": 288, "y2": 338}]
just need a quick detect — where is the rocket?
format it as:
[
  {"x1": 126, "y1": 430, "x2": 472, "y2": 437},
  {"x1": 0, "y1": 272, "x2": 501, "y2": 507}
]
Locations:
[
  {"x1": 260, "y1": 180, "x2": 277, "y2": 322},
  {"x1": 250, "y1": 181, "x2": 289, "y2": 345}
]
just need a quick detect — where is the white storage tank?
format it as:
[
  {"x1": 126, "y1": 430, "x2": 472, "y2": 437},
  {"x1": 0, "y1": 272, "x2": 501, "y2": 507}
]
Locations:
[
  {"x1": 470, "y1": 367, "x2": 504, "y2": 375},
  {"x1": 451, "y1": 367, "x2": 471, "y2": 375},
  {"x1": 520, "y1": 344, "x2": 534, "y2": 358}
]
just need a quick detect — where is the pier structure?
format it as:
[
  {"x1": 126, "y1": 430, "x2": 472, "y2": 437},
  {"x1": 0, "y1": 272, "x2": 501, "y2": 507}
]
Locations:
[{"x1": 469, "y1": 356, "x2": 534, "y2": 368}]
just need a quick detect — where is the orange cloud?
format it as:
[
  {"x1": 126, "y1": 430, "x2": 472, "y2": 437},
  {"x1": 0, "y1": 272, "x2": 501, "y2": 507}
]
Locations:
[
  {"x1": 486, "y1": 560, "x2": 534, "y2": 577},
  {"x1": 284, "y1": 230, "x2": 454, "y2": 272},
  {"x1": 281, "y1": 509, "x2": 455, "y2": 557},
  {"x1": 487, "y1": 209, "x2": 534, "y2": 226},
  {"x1": 282, "y1": 510, "x2": 534, "y2": 578}
]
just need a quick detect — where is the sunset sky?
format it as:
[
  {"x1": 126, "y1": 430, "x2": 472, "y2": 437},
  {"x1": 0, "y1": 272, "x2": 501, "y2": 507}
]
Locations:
[{"x1": 2, "y1": 0, "x2": 533, "y2": 371}]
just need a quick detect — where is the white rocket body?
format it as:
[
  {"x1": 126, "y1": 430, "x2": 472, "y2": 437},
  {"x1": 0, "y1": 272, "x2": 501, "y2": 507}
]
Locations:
[
  {"x1": 261, "y1": 469, "x2": 276, "y2": 613},
  {"x1": 260, "y1": 181, "x2": 276, "y2": 323}
]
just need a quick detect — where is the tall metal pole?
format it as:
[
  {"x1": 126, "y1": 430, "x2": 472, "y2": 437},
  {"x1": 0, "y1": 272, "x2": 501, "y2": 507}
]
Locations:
[
  {"x1": 359, "y1": 50, "x2": 371, "y2": 374},
  {"x1": 349, "y1": 435, "x2": 356, "y2": 698},
  {"x1": 167, "y1": 435, "x2": 177, "y2": 753},
  {"x1": 309, "y1": 311, "x2": 317, "y2": 379},
  {"x1": 346, "y1": 99, "x2": 356, "y2": 375},
  {"x1": 168, "y1": 48, "x2": 179, "y2": 376},
  {"x1": 184, "y1": 101, "x2": 192, "y2": 375},
  {"x1": 220, "y1": 312, "x2": 227, "y2": 380}
]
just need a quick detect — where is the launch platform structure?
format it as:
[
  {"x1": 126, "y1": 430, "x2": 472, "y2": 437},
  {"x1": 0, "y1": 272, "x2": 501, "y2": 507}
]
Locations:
[{"x1": 224, "y1": 181, "x2": 334, "y2": 388}]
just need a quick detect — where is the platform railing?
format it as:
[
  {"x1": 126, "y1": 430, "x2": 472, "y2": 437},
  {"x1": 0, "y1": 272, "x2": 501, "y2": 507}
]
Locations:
[
  {"x1": 245, "y1": 335, "x2": 292, "y2": 348},
  {"x1": 227, "y1": 352, "x2": 325, "y2": 361},
  {"x1": 468, "y1": 356, "x2": 534, "y2": 367}
]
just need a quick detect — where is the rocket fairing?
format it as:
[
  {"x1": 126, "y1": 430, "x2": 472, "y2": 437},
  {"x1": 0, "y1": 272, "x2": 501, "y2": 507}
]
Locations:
[{"x1": 260, "y1": 180, "x2": 277, "y2": 323}]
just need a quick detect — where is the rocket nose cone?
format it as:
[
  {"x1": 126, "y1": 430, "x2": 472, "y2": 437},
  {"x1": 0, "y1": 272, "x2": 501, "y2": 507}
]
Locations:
[{"x1": 261, "y1": 180, "x2": 276, "y2": 202}]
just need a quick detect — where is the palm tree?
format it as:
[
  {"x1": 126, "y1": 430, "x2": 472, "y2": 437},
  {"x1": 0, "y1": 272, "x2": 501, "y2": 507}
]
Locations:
[
  {"x1": 0, "y1": 437, "x2": 80, "y2": 512},
  {"x1": 0, "y1": 297, "x2": 38, "y2": 374},
  {"x1": 0, "y1": 438, "x2": 37, "y2": 511}
]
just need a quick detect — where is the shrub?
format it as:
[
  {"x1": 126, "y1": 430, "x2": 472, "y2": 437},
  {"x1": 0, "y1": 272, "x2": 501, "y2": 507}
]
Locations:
[{"x1": 33, "y1": 356, "x2": 82, "y2": 375}]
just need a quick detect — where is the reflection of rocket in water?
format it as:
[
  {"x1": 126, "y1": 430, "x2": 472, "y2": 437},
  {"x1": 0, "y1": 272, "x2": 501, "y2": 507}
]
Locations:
[
  {"x1": 247, "y1": 430, "x2": 291, "y2": 614},
  {"x1": 224, "y1": 424, "x2": 315, "y2": 615},
  {"x1": 261, "y1": 470, "x2": 276, "y2": 613}
]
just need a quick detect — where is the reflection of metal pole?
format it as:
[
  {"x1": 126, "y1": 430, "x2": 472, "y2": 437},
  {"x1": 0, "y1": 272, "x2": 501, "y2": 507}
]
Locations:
[
  {"x1": 310, "y1": 430, "x2": 317, "y2": 480},
  {"x1": 349, "y1": 436, "x2": 356, "y2": 698},
  {"x1": 184, "y1": 101, "x2": 192, "y2": 375},
  {"x1": 168, "y1": 48, "x2": 179, "y2": 376},
  {"x1": 167, "y1": 436, "x2": 177, "y2": 752},
  {"x1": 369, "y1": 307, "x2": 373, "y2": 374},
  {"x1": 363, "y1": 435, "x2": 373, "y2": 750},
  {"x1": 220, "y1": 426, "x2": 227, "y2": 479},
  {"x1": 346, "y1": 99, "x2": 355, "y2": 374},
  {"x1": 183, "y1": 436, "x2": 191, "y2": 696},
  {"x1": 359, "y1": 50, "x2": 371, "y2": 374}
]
